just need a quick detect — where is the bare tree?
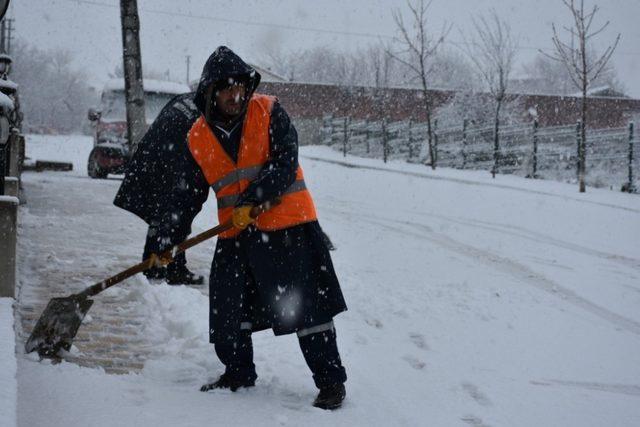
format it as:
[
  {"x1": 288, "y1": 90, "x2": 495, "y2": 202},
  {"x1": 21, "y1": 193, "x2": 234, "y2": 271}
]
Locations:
[
  {"x1": 12, "y1": 39, "x2": 93, "y2": 134},
  {"x1": 387, "y1": 0, "x2": 451, "y2": 169},
  {"x1": 429, "y1": 50, "x2": 477, "y2": 91},
  {"x1": 522, "y1": 52, "x2": 623, "y2": 95},
  {"x1": 435, "y1": 90, "x2": 523, "y2": 130},
  {"x1": 545, "y1": 0, "x2": 620, "y2": 192},
  {"x1": 368, "y1": 44, "x2": 391, "y2": 89},
  {"x1": 365, "y1": 44, "x2": 392, "y2": 120},
  {"x1": 461, "y1": 10, "x2": 517, "y2": 178}
]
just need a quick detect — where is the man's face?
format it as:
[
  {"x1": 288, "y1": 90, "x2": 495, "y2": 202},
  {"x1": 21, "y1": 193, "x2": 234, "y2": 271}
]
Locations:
[{"x1": 214, "y1": 80, "x2": 247, "y2": 118}]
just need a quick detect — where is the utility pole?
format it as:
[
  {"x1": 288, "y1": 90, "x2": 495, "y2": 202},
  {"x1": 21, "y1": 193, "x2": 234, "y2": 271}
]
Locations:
[
  {"x1": 0, "y1": 19, "x2": 5, "y2": 53},
  {"x1": 0, "y1": 17, "x2": 13, "y2": 54},
  {"x1": 186, "y1": 55, "x2": 191, "y2": 86},
  {"x1": 119, "y1": 0, "x2": 146, "y2": 156},
  {"x1": 6, "y1": 18, "x2": 13, "y2": 54}
]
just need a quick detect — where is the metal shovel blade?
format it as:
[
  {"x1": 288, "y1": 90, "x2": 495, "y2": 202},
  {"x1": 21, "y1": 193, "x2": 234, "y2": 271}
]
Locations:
[{"x1": 25, "y1": 296, "x2": 94, "y2": 357}]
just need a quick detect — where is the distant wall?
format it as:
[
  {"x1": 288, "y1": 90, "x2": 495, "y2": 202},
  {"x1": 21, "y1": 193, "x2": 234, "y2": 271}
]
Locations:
[
  {"x1": 519, "y1": 94, "x2": 640, "y2": 127},
  {"x1": 260, "y1": 81, "x2": 640, "y2": 130}
]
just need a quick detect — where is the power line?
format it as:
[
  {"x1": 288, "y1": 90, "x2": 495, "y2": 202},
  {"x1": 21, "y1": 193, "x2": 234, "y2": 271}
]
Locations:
[
  {"x1": 62, "y1": 0, "x2": 640, "y2": 57},
  {"x1": 65, "y1": 0, "x2": 395, "y2": 39}
]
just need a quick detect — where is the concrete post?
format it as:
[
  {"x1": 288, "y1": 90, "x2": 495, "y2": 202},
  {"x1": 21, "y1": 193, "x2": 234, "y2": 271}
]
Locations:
[
  {"x1": 407, "y1": 120, "x2": 413, "y2": 160},
  {"x1": 627, "y1": 122, "x2": 636, "y2": 193},
  {"x1": 3, "y1": 176, "x2": 17, "y2": 196},
  {"x1": 461, "y1": 119, "x2": 468, "y2": 169},
  {"x1": 531, "y1": 119, "x2": 539, "y2": 178},
  {"x1": 342, "y1": 117, "x2": 349, "y2": 157},
  {"x1": 382, "y1": 118, "x2": 388, "y2": 163},
  {"x1": 7, "y1": 133, "x2": 19, "y2": 177},
  {"x1": 0, "y1": 195, "x2": 18, "y2": 298}
]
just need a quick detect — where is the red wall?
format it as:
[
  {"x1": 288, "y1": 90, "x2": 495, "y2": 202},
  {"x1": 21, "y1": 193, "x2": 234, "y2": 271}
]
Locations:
[{"x1": 260, "y1": 81, "x2": 640, "y2": 128}]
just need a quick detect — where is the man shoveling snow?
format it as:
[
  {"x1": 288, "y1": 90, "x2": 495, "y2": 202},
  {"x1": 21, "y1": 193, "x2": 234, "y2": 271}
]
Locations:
[{"x1": 120, "y1": 46, "x2": 349, "y2": 410}]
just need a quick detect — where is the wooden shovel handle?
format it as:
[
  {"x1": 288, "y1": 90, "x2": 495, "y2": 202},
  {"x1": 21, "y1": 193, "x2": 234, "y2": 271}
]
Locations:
[
  {"x1": 164, "y1": 200, "x2": 279, "y2": 259},
  {"x1": 77, "y1": 200, "x2": 279, "y2": 299}
]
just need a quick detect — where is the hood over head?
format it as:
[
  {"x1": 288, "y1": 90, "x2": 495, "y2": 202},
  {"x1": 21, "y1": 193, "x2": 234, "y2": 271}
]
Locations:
[{"x1": 193, "y1": 46, "x2": 261, "y2": 118}]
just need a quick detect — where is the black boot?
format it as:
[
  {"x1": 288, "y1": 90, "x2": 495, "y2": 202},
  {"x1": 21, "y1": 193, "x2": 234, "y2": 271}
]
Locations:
[
  {"x1": 144, "y1": 266, "x2": 166, "y2": 281},
  {"x1": 313, "y1": 383, "x2": 346, "y2": 410},
  {"x1": 166, "y1": 267, "x2": 204, "y2": 285},
  {"x1": 200, "y1": 373, "x2": 256, "y2": 392}
]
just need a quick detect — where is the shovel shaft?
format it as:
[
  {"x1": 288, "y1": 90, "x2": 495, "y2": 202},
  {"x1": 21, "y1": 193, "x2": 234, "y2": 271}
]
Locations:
[
  {"x1": 76, "y1": 201, "x2": 277, "y2": 299},
  {"x1": 27, "y1": 200, "x2": 280, "y2": 356},
  {"x1": 76, "y1": 220, "x2": 232, "y2": 298}
]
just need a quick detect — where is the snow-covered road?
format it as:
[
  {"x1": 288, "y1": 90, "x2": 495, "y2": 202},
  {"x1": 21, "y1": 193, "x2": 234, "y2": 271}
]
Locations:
[{"x1": 13, "y1": 135, "x2": 640, "y2": 426}]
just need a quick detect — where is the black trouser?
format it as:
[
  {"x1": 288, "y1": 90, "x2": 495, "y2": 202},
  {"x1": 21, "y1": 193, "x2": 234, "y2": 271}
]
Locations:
[
  {"x1": 215, "y1": 326, "x2": 347, "y2": 389},
  {"x1": 142, "y1": 223, "x2": 187, "y2": 274}
]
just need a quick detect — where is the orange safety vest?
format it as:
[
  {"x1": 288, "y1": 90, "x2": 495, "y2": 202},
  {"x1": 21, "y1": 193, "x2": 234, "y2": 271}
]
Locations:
[{"x1": 187, "y1": 94, "x2": 317, "y2": 239}]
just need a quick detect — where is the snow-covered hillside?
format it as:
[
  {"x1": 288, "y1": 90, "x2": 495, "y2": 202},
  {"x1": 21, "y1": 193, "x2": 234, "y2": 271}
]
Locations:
[{"x1": 13, "y1": 135, "x2": 640, "y2": 426}]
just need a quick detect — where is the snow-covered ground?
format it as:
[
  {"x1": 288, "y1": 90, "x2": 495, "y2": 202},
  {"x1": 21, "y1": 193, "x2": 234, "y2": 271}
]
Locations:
[
  {"x1": 24, "y1": 134, "x2": 96, "y2": 177},
  {"x1": 12, "y1": 134, "x2": 640, "y2": 426}
]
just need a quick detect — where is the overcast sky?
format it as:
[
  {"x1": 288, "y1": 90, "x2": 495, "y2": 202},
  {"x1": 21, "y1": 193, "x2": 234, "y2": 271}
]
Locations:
[{"x1": 10, "y1": 0, "x2": 640, "y2": 97}]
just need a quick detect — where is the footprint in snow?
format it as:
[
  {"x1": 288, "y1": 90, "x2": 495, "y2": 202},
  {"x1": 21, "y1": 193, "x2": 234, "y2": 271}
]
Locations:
[
  {"x1": 402, "y1": 355, "x2": 426, "y2": 370},
  {"x1": 280, "y1": 390, "x2": 314, "y2": 412},
  {"x1": 365, "y1": 318, "x2": 383, "y2": 329},
  {"x1": 409, "y1": 332, "x2": 429, "y2": 350},
  {"x1": 462, "y1": 382, "x2": 492, "y2": 406},
  {"x1": 354, "y1": 334, "x2": 368, "y2": 345},
  {"x1": 461, "y1": 414, "x2": 491, "y2": 427}
]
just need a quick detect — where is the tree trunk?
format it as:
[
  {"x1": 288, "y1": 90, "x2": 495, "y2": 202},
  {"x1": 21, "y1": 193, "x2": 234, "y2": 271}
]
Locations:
[
  {"x1": 492, "y1": 99, "x2": 502, "y2": 178},
  {"x1": 426, "y1": 110, "x2": 435, "y2": 169},
  {"x1": 579, "y1": 30, "x2": 588, "y2": 193},
  {"x1": 421, "y1": 76, "x2": 436, "y2": 169},
  {"x1": 579, "y1": 83, "x2": 587, "y2": 192}
]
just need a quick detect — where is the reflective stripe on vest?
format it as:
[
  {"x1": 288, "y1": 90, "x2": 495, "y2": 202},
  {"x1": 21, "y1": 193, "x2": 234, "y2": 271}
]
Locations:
[
  {"x1": 216, "y1": 179, "x2": 308, "y2": 209},
  {"x1": 187, "y1": 93, "x2": 318, "y2": 238},
  {"x1": 211, "y1": 165, "x2": 263, "y2": 192}
]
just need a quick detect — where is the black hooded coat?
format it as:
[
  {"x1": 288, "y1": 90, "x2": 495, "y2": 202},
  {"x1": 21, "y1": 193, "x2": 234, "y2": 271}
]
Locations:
[
  {"x1": 113, "y1": 92, "x2": 207, "y2": 235},
  {"x1": 114, "y1": 46, "x2": 347, "y2": 338}
]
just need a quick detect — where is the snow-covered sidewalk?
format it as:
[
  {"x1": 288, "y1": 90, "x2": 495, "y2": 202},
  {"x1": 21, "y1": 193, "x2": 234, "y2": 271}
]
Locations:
[
  {"x1": 13, "y1": 135, "x2": 640, "y2": 426},
  {"x1": 1, "y1": 298, "x2": 17, "y2": 427}
]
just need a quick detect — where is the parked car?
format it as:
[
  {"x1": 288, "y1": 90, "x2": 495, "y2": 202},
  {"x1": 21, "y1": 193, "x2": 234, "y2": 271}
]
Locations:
[{"x1": 86, "y1": 79, "x2": 189, "y2": 178}]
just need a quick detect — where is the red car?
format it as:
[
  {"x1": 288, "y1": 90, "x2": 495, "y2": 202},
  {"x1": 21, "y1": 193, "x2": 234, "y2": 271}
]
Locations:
[{"x1": 87, "y1": 79, "x2": 189, "y2": 178}]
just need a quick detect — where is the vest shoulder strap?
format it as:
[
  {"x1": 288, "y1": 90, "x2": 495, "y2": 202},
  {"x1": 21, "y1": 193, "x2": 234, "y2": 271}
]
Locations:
[{"x1": 250, "y1": 93, "x2": 277, "y2": 115}]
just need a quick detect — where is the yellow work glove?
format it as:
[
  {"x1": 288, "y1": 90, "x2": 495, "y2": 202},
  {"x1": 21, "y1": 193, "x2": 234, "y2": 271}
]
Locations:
[
  {"x1": 148, "y1": 252, "x2": 173, "y2": 268},
  {"x1": 232, "y1": 205, "x2": 255, "y2": 230}
]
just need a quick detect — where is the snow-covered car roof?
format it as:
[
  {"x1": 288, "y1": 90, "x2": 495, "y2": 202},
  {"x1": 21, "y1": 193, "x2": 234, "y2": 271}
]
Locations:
[
  {"x1": 0, "y1": 78, "x2": 18, "y2": 92},
  {"x1": 104, "y1": 78, "x2": 189, "y2": 95}
]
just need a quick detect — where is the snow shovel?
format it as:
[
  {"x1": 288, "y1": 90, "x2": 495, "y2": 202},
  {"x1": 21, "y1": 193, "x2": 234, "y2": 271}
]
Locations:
[{"x1": 25, "y1": 200, "x2": 279, "y2": 358}]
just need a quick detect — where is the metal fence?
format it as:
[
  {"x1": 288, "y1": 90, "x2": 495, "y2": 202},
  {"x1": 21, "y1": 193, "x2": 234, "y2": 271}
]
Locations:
[{"x1": 320, "y1": 115, "x2": 638, "y2": 192}]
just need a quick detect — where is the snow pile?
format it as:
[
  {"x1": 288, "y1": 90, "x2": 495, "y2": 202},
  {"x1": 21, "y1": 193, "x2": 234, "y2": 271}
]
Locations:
[
  {"x1": 24, "y1": 134, "x2": 94, "y2": 176},
  {"x1": 0, "y1": 298, "x2": 17, "y2": 427},
  {"x1": 119, "y1": 276, "x2": 216, "y2": 383},
  {"x1": 0, "y1": 78, "x2": 18, "y2": 92}
]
